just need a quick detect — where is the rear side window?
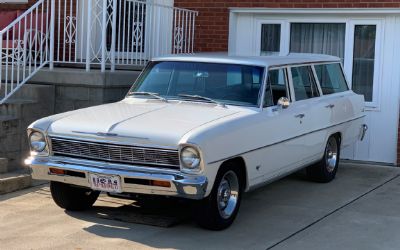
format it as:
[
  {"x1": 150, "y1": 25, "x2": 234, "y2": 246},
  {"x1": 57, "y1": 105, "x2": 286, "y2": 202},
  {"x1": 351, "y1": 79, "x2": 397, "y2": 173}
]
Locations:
[
  {"x1": 314, "y1": 63, "x2": 349, "y2": 95},
  {"x1": 291, "y1": 66, "x2": 319, "y2": 101}
]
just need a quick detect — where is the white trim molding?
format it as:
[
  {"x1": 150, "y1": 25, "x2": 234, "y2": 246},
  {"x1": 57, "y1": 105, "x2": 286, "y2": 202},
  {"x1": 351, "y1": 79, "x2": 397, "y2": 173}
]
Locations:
[{"x1": 229, "y1": 8, "x2": 400, "y2": 15}]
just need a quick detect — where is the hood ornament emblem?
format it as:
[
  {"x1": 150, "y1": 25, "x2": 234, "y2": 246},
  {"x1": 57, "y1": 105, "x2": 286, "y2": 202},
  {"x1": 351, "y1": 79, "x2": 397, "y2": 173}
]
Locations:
[{"x1": 96, "y1": 132, "x2": 118, "y2": 137}]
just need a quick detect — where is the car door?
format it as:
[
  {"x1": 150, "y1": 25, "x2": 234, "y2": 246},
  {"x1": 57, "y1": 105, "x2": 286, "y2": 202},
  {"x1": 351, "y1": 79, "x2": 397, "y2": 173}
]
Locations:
[
  {"x1": 313, "y1": 62, "x2": 365, "y2": 149},
  {"x1": 253, "y1": 66, "x2": 320, "y2": 182},
  {"x1": 286, "y1": 65, "x2": 329, "y2": 166}
]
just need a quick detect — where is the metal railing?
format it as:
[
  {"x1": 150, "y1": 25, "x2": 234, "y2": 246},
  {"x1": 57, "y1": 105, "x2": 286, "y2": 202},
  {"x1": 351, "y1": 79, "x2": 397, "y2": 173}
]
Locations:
[
  {"x1": 0, "y1": 0, "x2": 51, "y2": 104},
  {"x1": 0, "y1": 0, "x2": 197, "y2": 104}
]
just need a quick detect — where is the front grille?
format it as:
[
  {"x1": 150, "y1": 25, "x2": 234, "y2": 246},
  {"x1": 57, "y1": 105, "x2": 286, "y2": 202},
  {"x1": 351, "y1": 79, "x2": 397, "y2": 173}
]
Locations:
[{"x1": 50, "y1": 137, "x2": 180, "y2": 169}]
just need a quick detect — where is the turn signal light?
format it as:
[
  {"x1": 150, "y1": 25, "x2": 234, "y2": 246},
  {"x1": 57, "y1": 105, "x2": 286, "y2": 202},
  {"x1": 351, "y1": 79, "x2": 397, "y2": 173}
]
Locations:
[
  {"x1": 151, "y1": 180, "x2": 171, "y2": 188},
  {"x1": 49, "y1": 168, "x2": 65, "y2": 175}
]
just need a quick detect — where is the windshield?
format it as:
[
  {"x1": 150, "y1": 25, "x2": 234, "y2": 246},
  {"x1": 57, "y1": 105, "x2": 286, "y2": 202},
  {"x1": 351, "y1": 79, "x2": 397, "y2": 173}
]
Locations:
[{"x1": 128, "y1": 61, "x2": 265, "y2": 106}]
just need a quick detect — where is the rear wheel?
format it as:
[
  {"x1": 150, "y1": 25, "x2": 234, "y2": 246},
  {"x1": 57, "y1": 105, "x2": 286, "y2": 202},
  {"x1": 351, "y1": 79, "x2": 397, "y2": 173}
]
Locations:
[
  {"x1": 306, "y1": 135, "x2": 340, "y2": 183},
  {"x1": 50, "y1": 181, "x2": 100, "y2": 211},
  {"x1": 195, "y1": 163, "x2": 244, "y2": 230}
]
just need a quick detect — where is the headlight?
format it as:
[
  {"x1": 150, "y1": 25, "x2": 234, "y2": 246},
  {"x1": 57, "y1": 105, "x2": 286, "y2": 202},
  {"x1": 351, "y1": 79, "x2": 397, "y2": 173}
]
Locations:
[
  {"x1": 29, "y1": 131, "x2": 47, "y2": 152},
  {"x1": 180, "y1": 146, "x2": 201, "y2": 172}
]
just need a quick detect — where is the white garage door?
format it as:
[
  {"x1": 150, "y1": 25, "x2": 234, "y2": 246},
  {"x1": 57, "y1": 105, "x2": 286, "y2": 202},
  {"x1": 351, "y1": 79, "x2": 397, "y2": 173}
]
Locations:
[{"x1": 229, "y1": 10, "x2": 400, "y2": 164}]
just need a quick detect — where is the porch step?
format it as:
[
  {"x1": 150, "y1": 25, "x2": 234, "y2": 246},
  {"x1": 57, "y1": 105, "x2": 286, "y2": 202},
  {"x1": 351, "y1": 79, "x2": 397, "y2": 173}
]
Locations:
[
  {"x1": 0, "y1": 158, "x2": 8, "y2": 174},
  {"x1": 0, "y1": 169, "x2": 32, "y2": 195}
]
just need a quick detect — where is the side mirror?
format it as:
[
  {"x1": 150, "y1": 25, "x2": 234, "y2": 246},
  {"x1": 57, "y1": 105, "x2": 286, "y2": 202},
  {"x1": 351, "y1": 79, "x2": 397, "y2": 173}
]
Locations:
[{"x1": 277, "y1": 97, "x2": 290, "y2": 109}]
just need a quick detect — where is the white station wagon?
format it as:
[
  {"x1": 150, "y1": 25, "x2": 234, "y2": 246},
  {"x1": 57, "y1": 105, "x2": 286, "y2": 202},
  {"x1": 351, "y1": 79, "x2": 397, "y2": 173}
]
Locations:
[{"x1": 26, "y1": 53, "x2": 367, "y2": 230}]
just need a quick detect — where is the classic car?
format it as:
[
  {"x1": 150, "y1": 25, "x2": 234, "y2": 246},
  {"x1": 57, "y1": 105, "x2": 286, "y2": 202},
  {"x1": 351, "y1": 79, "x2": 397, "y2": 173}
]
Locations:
[{"x1": 26, "y1": 53, "x2": 367, "y2": 230}]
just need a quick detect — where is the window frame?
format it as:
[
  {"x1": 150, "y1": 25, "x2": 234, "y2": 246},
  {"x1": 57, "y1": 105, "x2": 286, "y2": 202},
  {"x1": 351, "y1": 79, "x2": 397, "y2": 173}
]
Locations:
[
  {"x1": 312, "y1": 62, "x2": 350, "y2": 96},
  {"x1": 263, "y1": 66, "x2": 291, "y2": 108},
  {"x1": 345, "y1": 19, "x2": 383, "y2": 109},
  {"x1": 255, "y1": 19, "x2": 289, "y2": 56},
  {"x1": 288, "y1": 64, "x2": 322, "y2": 102}
]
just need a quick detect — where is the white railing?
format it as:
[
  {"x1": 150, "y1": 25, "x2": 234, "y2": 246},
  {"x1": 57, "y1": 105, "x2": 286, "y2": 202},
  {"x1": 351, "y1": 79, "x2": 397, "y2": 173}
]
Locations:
[
  {"x1": 53, "y1": 0, "x2": 197, "y2": 71},
  {"x1": 0, "y1": 0, "x2": 197, "y2": 104},
  {"x1": 0, "y1": 0, "x2": 51, "y2": 104}
]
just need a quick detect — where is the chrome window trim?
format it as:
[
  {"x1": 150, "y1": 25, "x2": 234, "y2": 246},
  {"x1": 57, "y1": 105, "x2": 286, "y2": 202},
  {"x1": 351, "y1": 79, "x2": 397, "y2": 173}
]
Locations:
[
  {"x1": 288, "y1": 64, "x2": 321, "y2": 101},
  {"x1": 312, "y1": 62, "x2": 350, "y2": 95},
  {"x1": 262, "y1": 66, "x2": 291, "y2": 108}
]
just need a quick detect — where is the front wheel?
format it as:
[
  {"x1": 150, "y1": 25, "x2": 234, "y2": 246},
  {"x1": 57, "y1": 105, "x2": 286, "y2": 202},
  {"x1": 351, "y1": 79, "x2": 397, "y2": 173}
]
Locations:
[
  {"x1": 195, "y1": 163, "x2": 243, "y2": 230},
  {"x1": 306, "y1": 135, "x2": 340, "y2": 183},
  {"x1": 50, "y1": 181, "x2": 100, "y2": 211}
]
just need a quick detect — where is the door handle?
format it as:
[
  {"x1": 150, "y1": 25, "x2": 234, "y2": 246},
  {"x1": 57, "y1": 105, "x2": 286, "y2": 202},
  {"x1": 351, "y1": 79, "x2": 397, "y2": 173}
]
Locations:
[
  {"x1": 325, "y1": 104, "x2": 335, "y2": 109},
  {"x1": 295, "y1": 114, "x2": 305, "y2": 119}
]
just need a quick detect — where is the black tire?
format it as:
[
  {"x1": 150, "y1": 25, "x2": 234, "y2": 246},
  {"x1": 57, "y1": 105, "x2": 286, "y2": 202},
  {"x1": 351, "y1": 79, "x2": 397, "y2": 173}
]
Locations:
[
  {"x1": 50, "y1": 181, "x2": 100, "y2": 211},
  {"x1": 195, "y1": 162, "x2": 244, "y2": 230},
  {"x1": 306, "y1": 135, "x2": 341, "y2": 183}
]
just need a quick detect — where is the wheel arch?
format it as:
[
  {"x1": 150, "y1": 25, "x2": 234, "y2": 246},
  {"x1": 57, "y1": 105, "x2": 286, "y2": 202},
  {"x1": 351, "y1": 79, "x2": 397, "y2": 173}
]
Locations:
[
  {"x1": 331, "y1": 132, "x2": 342, "y2": 147},
  {"x1": 219, "y1": 157, "x2": 248, "y2": 191}
]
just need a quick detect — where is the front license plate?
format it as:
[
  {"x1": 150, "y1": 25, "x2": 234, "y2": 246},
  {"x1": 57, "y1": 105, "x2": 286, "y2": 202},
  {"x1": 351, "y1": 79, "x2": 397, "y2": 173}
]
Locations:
[{"x1": 89, "y1": 173, "x2": 122, "y2": 193}]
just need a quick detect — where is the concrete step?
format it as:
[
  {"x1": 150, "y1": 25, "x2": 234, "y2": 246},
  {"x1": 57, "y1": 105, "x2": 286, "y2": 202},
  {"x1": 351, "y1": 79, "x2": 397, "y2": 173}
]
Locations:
[
  {"x1": 0, "y1": 158, "x2": 8, "y2": 174},
  {"x1": 0, "y1": 169, "x2": 32, "y2": 195}
]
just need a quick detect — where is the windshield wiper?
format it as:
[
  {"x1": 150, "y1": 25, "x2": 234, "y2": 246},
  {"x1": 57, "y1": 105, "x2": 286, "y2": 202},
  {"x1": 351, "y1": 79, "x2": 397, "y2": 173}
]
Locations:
[
  {"x1": 178, "y1": 94, "x2": 225, "y2": 107},
  {"x1": 127, "y1": 92, "x2": 168, "y2": 102}
]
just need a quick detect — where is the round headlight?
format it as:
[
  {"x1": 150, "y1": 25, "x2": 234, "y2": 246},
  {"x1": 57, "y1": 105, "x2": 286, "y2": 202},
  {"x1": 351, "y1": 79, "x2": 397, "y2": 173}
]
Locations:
[
  {"x1": 180, "y1": 146, "x2": 201, "y2": 170},
  {"x1": 29, "y1": 131, "x2": 46, "y2": 152}
]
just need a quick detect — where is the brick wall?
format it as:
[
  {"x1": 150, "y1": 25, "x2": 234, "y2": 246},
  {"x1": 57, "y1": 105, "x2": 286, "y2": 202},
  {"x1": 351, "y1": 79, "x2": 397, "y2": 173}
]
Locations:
[{"x1": 174, "y1": 0, "x2": 400, "y2": 52}]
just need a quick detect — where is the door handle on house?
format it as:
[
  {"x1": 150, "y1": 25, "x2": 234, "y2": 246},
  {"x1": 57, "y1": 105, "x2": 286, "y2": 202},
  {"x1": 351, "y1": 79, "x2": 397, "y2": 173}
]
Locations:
[
  {"x1": 295, "y1": 114, "x2": 305, "y2": 119},
  {"x1": 325, "y1": 104, "x2": 335, "y2": 109}
]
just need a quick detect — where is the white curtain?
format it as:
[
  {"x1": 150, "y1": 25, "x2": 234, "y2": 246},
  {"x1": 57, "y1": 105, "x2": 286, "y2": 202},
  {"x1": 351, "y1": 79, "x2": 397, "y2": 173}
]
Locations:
[
  {"x1": 261, "y1": 24, "x2": 281, "y2": 55},
  {"x1": 290, "y1": 23, "x2": 346, "y2": 60}
]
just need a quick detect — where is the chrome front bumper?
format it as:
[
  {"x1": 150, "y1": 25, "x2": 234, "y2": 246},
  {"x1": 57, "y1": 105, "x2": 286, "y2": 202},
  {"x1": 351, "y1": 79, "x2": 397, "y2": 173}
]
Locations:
[{"x1": 27, "y1": 156, "x2": 208, "y2": 200}]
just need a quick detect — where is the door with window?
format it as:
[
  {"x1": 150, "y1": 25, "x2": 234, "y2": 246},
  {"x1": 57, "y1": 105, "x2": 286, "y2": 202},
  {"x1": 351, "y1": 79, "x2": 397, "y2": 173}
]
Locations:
[{"x1": 232, "y1": 16, "x2": 394, "y2": 164}]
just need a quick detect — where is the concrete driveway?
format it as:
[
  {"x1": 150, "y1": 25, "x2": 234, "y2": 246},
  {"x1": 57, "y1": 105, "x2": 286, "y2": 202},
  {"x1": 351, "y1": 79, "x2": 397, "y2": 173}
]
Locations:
[{"x1": 1, "y1": 162, "x2": 400, "y2": 250}]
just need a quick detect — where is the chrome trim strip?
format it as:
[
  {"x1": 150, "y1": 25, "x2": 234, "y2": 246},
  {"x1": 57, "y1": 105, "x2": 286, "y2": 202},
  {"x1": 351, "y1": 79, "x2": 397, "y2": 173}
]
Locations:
[
  {"x1": 72, "y1": 131, "x2": 150, "y2": 140},
  {"x1": 208, "y1": 115, "x2": 365, "y2": 165}
]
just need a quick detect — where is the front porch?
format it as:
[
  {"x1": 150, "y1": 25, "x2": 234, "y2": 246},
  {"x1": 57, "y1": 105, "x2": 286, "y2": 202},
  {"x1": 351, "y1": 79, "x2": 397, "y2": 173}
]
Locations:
[{"x1": 0, "y1": 0, "x2": 197, "y2": 104}]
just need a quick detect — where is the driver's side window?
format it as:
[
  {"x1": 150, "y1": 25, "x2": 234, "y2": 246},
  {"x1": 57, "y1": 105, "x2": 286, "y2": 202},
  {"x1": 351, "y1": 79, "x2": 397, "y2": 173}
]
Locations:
[{"x1": 264, "y1": 68, "x2": 289, "y2": 107}]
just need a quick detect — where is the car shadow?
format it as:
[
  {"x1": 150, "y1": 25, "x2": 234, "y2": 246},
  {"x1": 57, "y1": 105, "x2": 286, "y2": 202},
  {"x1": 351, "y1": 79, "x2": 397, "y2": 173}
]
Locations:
[{"x1": 62, "y1": 171, "x2": 321, "y2": 249}]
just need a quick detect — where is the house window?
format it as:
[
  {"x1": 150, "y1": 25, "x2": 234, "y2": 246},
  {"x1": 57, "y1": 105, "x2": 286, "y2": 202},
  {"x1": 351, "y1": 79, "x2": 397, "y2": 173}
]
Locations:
[
  {"x1": 290, "y1": 23, "x2": 346, "y2": 60},
  {"x1": 352, "y1": 25, "x2": 376, "y2": 102},
  {"x1": 260, "y1": 24, "x2": 281, "y2": 55}
]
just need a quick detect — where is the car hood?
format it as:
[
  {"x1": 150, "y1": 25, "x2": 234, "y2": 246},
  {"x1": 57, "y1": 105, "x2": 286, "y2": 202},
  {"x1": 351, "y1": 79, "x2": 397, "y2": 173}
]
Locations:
[{"x1": 46, "y1": 99, "x2": 241, "y2": 147}]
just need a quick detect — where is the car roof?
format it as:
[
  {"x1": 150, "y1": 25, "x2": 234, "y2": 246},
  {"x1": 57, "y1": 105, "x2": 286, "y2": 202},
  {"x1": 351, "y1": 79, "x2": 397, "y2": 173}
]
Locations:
[{"x1": 152, "y1": 52, "x2": 341, "y2": 68}]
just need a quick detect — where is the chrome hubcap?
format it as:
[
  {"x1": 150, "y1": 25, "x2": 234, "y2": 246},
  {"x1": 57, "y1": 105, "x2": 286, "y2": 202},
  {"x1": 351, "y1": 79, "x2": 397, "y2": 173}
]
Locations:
[
  {"x1": 326, "y1": 137, "x2": 338, "y2": 173},
  {"x1": 217, "y1": 170, "x2": 239, "y2": 219}
]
